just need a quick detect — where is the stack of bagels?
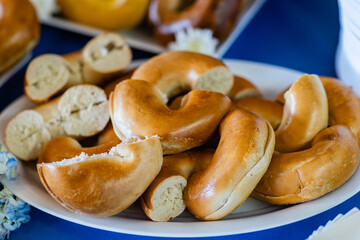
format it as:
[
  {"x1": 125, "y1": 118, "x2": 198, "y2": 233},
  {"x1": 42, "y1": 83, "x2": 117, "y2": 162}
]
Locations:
[{"x1": 4, "y1": 33, "x2": 360, "y2": 222}]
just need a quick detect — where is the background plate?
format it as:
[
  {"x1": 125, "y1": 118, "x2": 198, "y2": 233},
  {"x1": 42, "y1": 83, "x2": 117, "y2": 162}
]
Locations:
[
  {"x1": 41, "y1": 0, "x2": 266, "y2": 57},
  {"x1": 1, "y1": 59, "x2": 360, "y2": 237}
]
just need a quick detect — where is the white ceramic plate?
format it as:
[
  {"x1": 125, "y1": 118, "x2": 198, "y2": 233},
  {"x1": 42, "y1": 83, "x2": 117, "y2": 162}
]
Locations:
[
  {"x1": 0, "y1": 53, "x2": 31, "y2": 88},
  {"x1": 41, "y1": 0, "x2": 266, "y2": 57},
  {"x1": 1, "y1": 59, "x2": 360, "y2": 238}
]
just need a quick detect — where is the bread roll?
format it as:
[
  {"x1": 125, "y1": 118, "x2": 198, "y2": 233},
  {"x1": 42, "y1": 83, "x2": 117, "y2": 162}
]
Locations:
[
  {"x1": 253, "y1": 125, "x2": 359, "y2": 204},
  {"x1": 184, "y1": 109, "x2": 275, "y2": 220},
  {"x1": 231, "y1": 98, "x2": 283, "y2": 129},
  {"x1": 149, "y1": 0, "x2": 246, "y2": 45},
  {"x1": 38, "y1": 136, "x2": 121, "y2": 164},
  {"x1": 131, "y1": 51, "x2": 234, "y2": 99},
  {"x1": 141, "y1": 149, "x2": 214, "y2": 222},
  {"x1": 6, "y1": 85, "x2": 109, "y2": 161},
  {"x1": 275, "y1": 74, "x2": 328, "y2": 152},
  {"x1": 0, "y1": 0, "x2": 39, "y2": 74},
  {"x1": 320, "y1": 76, "x2": 360, "y2": 145},
  {"x1": 37, "y1": 136, "x2": 163, "y2": 217},
  {"x1": 228, "y1": 76, "x2": 262, "y2": 100},
  {"x1": 110, "y1": 79, "x2": 231, "y2": 154},
  {"x1": 275, "y1": 76, "x2": 360, "y2": 146},
  {"x1": 25, "y1": 33, "x2": 131, "y2": 103}
]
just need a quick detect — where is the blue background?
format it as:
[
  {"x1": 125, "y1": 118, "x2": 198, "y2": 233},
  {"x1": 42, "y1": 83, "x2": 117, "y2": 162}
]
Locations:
[{"x1": 1, "y1": 0, "x2": 358, "y2": 239}]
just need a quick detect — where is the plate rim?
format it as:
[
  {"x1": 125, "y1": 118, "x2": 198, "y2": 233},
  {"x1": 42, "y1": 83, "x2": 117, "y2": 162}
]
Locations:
[{"x1": 1, "y1": 59, "x2": 360, "y2": 237}]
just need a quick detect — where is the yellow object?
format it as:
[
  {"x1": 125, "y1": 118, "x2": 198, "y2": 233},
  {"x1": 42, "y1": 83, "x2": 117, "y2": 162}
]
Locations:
[{"x1": 57, "y1": 0, "x2": 150, "y2": 30}]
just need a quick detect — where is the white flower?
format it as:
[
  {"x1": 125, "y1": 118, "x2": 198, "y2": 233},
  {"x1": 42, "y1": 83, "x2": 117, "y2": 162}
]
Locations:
[
  {"x1": 168, "y1": 28, "x2": 219, "y2": 56},
  {"x1": 29, "y1": 0, "x2": 59, "y2": 20}
]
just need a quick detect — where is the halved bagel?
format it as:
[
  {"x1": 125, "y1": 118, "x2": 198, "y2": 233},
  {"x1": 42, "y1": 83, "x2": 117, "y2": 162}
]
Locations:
[{"x1": 37, "y1": 136, "x2": 163, "y2": 217}]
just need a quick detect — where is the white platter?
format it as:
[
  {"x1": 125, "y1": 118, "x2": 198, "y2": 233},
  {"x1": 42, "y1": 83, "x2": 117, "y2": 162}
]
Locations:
[
  {"x1": 0, "y1": 53, "x2": 31, "y2": 88},
  {"x1": 40, "y1": 0, "x2": 267, "y2": 57},
  {"x1": 1, "y1": 59, "x2": 360, "y2": 237}
]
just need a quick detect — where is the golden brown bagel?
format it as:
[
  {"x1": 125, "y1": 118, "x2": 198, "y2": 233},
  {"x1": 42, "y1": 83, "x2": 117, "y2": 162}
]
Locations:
[
  {"x1": 320, "y1": 76, "x2": 360, "y2": 145},
  {"x1": 141, "y1": 149, "x2": 214, "y2": 222},
  {"x1": 275, "y1": 77, "x2": 360, "y2": 146},
  {"x1": 275, "y1": 74, "x2": 328, "y2": 152},
  {"x1": 0, "y1": 0, "x2": 40, "y2": 73},
  {"x1": 253, "y1": 125, "x2": 359, "y2": 205},
  {"x1": 201, "y1": 0, "x2": 247, "y2": 42},
  {"x1": 38, "y1": 136, "x2": 121, "y2": 164},
  {"x1": 97, "y1": 123, "x2": 120, "y2": 145},
  {"x1": 103, "y1": 68, "x2": 136, "y2": 98},
  {"x1": 6, "y1": 85, "x2": 109, "y2": 161},
  {"x1": 148, "y1": 0, "x2": 214, "y2": 45},
  {"x1": 37, "y1": 136, "x2": 163, "y2": 217},
  {"x1": 148, "y1": 0, "x2": 246, "y2": 45},
  {"x1": 227, "y1": 76, "x2": 262, "y2": 100},
  {"x1": 275, "y1": 87, "x2": 288, "y2": 105},
  {"x1": 131, "y1": 51, "x2": 234, "y2": 99},
  {"x1": 25, "y1": 33, "x2": 131, "y2": 103},
  {"x1": 110, "y1": 79, "x2": 231, "y2": 154},
  {"x1": 184, "y1": 109, "x2": 275, "y2": 220},
  {"x1": 231, "y1": 98, "x2": 283, "y2": 129}
]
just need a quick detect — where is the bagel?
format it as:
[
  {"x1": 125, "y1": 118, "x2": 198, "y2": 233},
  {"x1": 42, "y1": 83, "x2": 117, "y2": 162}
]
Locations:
[
  {"x1": 228, "y1": 76, "x2": 262, "y2": 100},
  {"x1": 0, "y1": 0, "x2": 39, "y2": 74},
  {"x1": 275, "y1": 74, "x2": 328, "y2": 152},
  {"x1": 253, "y1": 125, "x2": 359, "y2": 204},
  {"x1": 110, "y1": 79, "x2": 231, "y2": 154},
  {"x1": 231, "y1": 98, "x2": 283, "y2": 129},
  {"x1": 148, "y1": 0, "x2": 245, "y2": 45},
  {"x1": 38, "y1": 136, "x2": 121, "y2": 164},
  {"x1": 131, "y1": 51, "x2": 234, "y2": 99},
  {"x1": 320, "y1": 77, "x2": 360, "y2": 145},
  {"x1": 25, "y1": 33, "x2": 131, "y2": 103},
  {"x1": 103, "y1": 68, "x2": 136, "y2": 98},
  {"x1": 148, "y1": 0, "x2": 214, "y2": 45},
  {"x1": 37, "y1": 136, "x2": 163, "y2": 217},
  {"x1": 184, "y1": 109, "x2": 275, "y2": 220},
  {"x1": 201, "y1": 0, "x2": 247, "y2": 42},
  {"x1": 275, "y1": 87, "x2": 287, "y2": 105},
  {"x1": 96, "y1": 123, "x2": 120, "y2": 145},
  {"x1": 141, "y1": 149, "x2": 214, "y2": 222},
  {"x1": 275, "y1": 76, "x2": 360, "y2": 145},
  {"x1": 5, "y1": 84, "x2": 109, "y2": 161}
]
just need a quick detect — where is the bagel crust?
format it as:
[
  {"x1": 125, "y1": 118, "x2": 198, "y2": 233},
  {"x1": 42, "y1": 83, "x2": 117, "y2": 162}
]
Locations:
[
  {"x1": 38, "y1": 137, "x2": 121, "y2": 164},
  {"x1": 37, "y1": 136, "x2": 163, "y2": 217},
  {"x1": 253, "y1": 125, "x2": 359, "y2": 204},
  {"x1": 275, "y1": 74, "x2": 328, "y2": 152},
  {"x1": 320, "y1": 76, "x2": 360, "y2": 146},
  {"x1": 231, "y1": 98, "x2": 283, "y2": 129},
  {"x1": 228, "y1": 76, "x2": 262, "y2": 100},
  {"x1": 184, "y1": 109, "x2": 275, "y2": 220},
  {"x1": 110, "y1": 79, "x2": 231, "y2": 154},
  {"x1": 141, "y1": 149, "x2": 214, "y2": 222},
  {"x1": 0, "y1": 0, "x2": 39, "y2": 73},
  {"x1": 131, "y1": 51, "x2": 234, "y2": 99}
]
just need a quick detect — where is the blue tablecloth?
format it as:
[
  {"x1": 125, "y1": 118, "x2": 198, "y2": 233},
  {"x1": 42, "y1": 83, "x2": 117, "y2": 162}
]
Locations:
[{"x1": 2, "y1": 0, "x2": 359, "y2": 239}]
